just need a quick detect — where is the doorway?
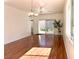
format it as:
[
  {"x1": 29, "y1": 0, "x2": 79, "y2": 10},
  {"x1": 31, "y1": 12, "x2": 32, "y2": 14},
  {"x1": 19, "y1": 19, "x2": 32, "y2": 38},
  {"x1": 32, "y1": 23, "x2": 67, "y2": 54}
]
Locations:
[{"x1": 38, "y1": 20, "x2": 54, "y2": 34}]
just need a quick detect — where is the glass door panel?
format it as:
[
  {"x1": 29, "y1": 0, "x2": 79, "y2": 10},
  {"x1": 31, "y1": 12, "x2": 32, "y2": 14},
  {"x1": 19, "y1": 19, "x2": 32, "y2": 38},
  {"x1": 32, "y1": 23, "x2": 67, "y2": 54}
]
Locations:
[{"x1": 38, "y1": 20, "x2": 54, "y2": 34}]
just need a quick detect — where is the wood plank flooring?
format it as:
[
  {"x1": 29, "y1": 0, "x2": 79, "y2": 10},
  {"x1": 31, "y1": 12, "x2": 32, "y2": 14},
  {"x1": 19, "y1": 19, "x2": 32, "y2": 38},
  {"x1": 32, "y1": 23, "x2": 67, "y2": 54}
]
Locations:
[
  {"x1": 5, "y1": 34, "x2": 67, "y2": 59},
  {"x1": 20, "y1": 34, "x2": 67, "y2": 59}
]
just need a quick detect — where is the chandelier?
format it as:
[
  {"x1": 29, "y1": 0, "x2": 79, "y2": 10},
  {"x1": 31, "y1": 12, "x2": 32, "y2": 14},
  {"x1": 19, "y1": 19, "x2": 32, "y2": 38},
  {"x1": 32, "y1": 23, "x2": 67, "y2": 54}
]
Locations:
[{"x1": 28, "y1": 0, "x2": 45, "y2": 17}]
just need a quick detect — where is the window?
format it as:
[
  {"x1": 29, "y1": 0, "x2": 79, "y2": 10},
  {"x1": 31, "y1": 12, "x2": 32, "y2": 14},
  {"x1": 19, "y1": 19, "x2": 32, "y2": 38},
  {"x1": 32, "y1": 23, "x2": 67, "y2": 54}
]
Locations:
[
  {"x1": 71, "y1": 0, "x2": 74, "y2": 40},
  {"x1": 66, "y1": 0, "x2": 74, "y2": 41}
]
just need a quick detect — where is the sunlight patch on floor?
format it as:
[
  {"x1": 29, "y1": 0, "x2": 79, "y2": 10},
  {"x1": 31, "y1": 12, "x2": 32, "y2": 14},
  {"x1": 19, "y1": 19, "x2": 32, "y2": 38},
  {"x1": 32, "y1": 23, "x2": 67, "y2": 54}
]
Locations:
[{"x1": 19, "y1": 47, "x2": 51, "y2": 59}]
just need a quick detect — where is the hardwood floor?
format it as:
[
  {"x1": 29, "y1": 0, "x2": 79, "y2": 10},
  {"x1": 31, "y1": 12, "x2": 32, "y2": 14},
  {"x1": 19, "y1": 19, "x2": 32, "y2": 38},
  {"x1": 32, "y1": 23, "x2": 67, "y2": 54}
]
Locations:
[
  {"x1": 5, "y1": 34, "x2": 67, "y2": 59},
  {"x1": 20, "y1": 34, "x2": 67, "y2": 59}
]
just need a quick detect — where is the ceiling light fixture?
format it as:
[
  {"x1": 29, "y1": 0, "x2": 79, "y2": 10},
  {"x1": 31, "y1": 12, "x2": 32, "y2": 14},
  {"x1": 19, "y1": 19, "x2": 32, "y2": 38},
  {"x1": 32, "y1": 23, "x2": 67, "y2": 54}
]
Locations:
[
  {"x1": 28, "y1": 0, "x2": 39, "y2": 17},
  {"x1": 28, "y1": 0, "x2": 46, "y2": 17}
]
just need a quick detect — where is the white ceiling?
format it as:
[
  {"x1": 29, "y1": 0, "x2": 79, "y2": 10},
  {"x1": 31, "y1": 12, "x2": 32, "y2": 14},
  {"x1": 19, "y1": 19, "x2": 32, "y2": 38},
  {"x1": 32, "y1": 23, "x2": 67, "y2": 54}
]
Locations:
[{"x1": 5, "y1": 0, "x2": 66, "y2": 13}]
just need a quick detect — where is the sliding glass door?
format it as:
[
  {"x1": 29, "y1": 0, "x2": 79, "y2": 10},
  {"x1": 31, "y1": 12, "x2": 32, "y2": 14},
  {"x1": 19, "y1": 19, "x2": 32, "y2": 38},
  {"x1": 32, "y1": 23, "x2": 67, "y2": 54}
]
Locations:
[{"x1": 38, "y1": 20, "x2": 54, "y2": 34}]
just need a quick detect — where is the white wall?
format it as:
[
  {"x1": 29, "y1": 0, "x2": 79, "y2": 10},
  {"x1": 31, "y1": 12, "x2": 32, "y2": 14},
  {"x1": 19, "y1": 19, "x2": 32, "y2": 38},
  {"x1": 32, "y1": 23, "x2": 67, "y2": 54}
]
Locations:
[
  {"x1": 64, "y1": 35, "x2": 74, "y2": 59},
  {"x1": 33, "y1": 13, "x2": 64, "y2": 34},
  {"x1": 63, "y1": 0, "x2": 74, "y2": 59},
  {"x1": 4, "y1": 4, "x2": 31, "y2": 44}
]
